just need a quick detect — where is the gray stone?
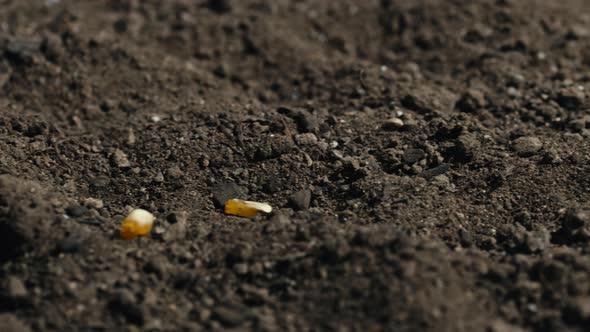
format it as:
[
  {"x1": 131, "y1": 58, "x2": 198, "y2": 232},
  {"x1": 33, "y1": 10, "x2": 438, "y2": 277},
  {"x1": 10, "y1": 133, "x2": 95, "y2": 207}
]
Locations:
[
  {"x1": 212, "y1": 305, "x2": 249, "y2": 327},
  {"x1": 65, "y1": 205, "x2": 88, "y2": 218},
  {"x1": 288, "y1": 190, "x2": 311, "y2": 210},
  {"x1": 211, "y1": 182, "x2": 246, "y2": 208},
  {"x1": 512, "y1": 137, "x2": 542, "y2": 156},
  {"x1": 153, "y1": 172, "x2": 164, "y2": 183},
  {"x1": 382, "y1": 118, "x2": 404, "y2": 131},
  {"x1": 403, "y1": 148, "x2": 425, "y2": 164},
  {"x1": 420, "y1": 164, "x2": 451, "y2": 178}
]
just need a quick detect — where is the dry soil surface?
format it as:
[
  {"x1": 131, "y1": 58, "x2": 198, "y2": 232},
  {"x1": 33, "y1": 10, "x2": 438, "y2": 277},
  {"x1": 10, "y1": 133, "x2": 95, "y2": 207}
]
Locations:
[{"x1": 2, "y1": 0, "x2": 590, "y2": 331}]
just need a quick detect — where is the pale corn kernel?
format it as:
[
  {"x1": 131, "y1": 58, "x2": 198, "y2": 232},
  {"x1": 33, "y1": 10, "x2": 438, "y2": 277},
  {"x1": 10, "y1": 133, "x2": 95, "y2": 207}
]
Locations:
[
  {"x1": 224, "y1": 199, "x2": 272, "y2": 218},
  {"x1": 120, "y1": 209, "x2": 155, "y2": 240}
]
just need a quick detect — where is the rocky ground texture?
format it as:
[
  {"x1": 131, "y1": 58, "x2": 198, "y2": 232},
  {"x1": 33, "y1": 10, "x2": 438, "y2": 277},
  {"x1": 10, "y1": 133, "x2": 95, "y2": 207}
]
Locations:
[{"x1": 2, "y1": 0, "x2": 590, "y2": 331}]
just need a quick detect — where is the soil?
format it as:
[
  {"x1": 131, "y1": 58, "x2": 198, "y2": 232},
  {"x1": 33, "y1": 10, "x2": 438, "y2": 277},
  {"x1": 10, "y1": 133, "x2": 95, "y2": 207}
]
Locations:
[{"x1": 1, "y1": 0, "x2": 590, "y2": 331}]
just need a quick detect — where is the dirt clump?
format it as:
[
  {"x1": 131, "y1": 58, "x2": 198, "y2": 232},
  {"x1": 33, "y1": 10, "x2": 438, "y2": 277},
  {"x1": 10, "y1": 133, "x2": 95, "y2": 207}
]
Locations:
[{"x1": 0, "y1": 175, "x2": 54, "y2": 262}]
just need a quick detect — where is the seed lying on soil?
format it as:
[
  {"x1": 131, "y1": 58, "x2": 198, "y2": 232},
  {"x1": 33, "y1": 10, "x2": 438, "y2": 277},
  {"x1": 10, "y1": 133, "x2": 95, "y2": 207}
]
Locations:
[
  {"x1": 120, "y1": 209, "x2": 155, "y2": 240},
  {"x1": 224, "y1": 199, "x2": 272, "y2": 218}
]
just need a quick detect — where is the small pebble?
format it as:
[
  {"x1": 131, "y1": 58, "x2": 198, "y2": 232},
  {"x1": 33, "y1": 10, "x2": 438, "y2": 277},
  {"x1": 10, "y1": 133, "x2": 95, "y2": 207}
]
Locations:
[
  {"x1": 512, "y1": 137, "x2": 543, "y2": 156},
  {"x1": 382, "y1": 118, "x2": 404, "y2": 131},
  {"x1": 234, "y1": 263, "x2": 248, "y2": 275},
  {"x1": 201, "y1": 157, "x2": 210, "y2": 168},
  {"x1": 83, "y1": 197, "x2": 104, "y2": 209},
  {"x1": 153, "y1": 172, "x2": 164, "y2": 183},
  {"x1": 212, "y1": 305, "x2": 249, "y2": 327},
  {"x1": 403, "y1": 149, "x2": 425, "y2": 164},
  {"x1": 111, "y1": 149, "x2": 131, "y2": 168},
  {"x1": 507, "y1": 87, "x2": 521, "y2": 98},
  {"x1": 420, "y1": 164, "x2": 451, "y2": 178},
  {"x1": 127, "y1": 128, "x2": 136, "y2": 145},
  {"x1": 431, "y1": 174, "x2": 451, "y2": 188},
  {"x1": 295, "y1": 133, "x2": 318, "y2": 146},
  {"x1": 212, "y1": 182, "x2": 246, "y2": 208},
  {"x1": 288, "y1": 190, "x2": 312, "y2": 211},
  {"x1": 65, "y1": 205, "x2": 88, "y2": 218},
  {"x1": 4, "y1": 276, "x2": 27, "y2": 300},
  {"x1": 166, "y1": 166, "x2": 184, "y2": 179}
]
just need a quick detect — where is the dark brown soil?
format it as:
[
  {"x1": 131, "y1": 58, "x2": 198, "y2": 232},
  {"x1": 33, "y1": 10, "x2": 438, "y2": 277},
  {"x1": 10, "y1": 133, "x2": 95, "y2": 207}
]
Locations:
[{"x1": 2, "y1": 0, "x2": 590, "y2": 331}]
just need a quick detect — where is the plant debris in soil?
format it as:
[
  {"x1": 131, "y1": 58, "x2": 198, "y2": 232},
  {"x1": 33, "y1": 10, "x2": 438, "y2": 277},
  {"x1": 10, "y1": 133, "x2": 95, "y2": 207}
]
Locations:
[{"x1": 2, "y1": 0, "x2": 590, "y2": 331}]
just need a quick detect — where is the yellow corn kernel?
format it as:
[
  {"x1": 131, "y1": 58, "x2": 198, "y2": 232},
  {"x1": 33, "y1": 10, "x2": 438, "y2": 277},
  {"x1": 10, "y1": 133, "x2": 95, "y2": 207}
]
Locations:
[
  {"x1": 120, "y1": 209, "x2": 155, "y2": 240},
  {"x1": 224, "y1": 199, "x2": 272, "y2": 218}
]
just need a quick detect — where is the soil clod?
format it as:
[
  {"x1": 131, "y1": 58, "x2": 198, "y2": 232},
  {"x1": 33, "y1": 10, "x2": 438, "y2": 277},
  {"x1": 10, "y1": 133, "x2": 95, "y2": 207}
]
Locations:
[
  {"x1": 111, "y1": 149, "x2": 131, "y2": 169},
  {"x1": 403, "y1": 148, "x2": 426, "y2": 164},
  {"x1": 288, "y1": 190, "x2": 312, "y2": 211},
  {"x1": 0, "y1": 175, "x2": 53, "y2": 262},
  {"x1": 512, "y1": 137, "x2": 543, "y2": 156},
  {"x1": 456, "y1": 89, "x2": 486, "y2": 113},
  {"x1": 212, "y1": 182, "x2": 247, "y2": 208}
]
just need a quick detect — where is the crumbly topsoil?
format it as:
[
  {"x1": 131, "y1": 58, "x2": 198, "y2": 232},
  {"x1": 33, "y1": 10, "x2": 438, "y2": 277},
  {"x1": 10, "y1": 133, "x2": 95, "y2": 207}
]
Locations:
[{"x1": 1, "y1": 0, "x2": 590, "y2": 331}]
